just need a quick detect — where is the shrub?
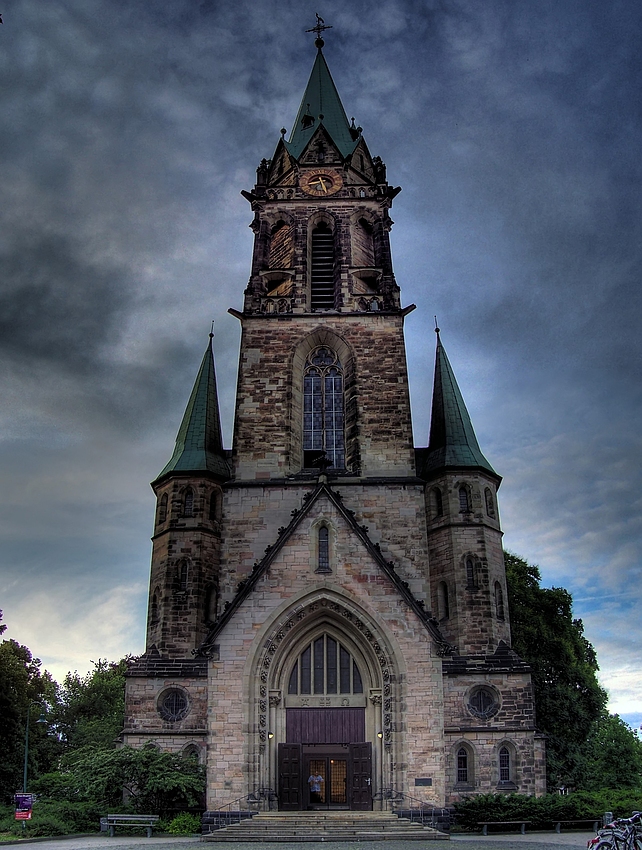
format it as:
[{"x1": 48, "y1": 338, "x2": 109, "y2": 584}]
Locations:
[
  {"x1": 167, "y1": 812, "x2": 202, "y2": 835},
  {"x1": 453, "y1": 791, "x2": 642, "y2": 830}
]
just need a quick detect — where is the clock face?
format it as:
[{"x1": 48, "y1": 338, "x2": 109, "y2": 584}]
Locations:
[{"x1": 300, "y1": 169, "x2": 343, "y2": 196}]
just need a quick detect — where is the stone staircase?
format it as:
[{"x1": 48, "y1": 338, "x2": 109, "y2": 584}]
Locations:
[{"x1": 202, "y1": 810, "x2": 449, "y2": 842}]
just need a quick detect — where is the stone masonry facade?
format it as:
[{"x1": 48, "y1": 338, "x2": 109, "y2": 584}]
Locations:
[{"x1": 122, "y1": 39, "x2": 546, "y2": 815}]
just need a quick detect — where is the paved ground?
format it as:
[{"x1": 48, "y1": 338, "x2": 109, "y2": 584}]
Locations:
[{"x1": 0, "y1": 831, "x2": 596, "y2": 850}]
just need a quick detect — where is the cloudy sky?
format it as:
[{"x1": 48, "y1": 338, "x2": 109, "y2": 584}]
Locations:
[{"x1": 1, "y1": 0, "x2": 640, "y2": 727}]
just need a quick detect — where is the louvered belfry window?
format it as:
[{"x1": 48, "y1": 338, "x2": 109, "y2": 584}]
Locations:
[
  {"x1": 310, "y1": 222, "x2": 335, "y2": 309},
  {"x1": 303, "y1": 347, "x2": 345, "y2": 469}
]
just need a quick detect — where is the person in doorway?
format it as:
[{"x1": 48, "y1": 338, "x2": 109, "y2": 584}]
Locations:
[{"x1": 308, "y1": 772, "x2": 324, "y2": 804}]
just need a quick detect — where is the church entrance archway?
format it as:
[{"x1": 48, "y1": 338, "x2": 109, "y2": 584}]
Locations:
[
  {"x1": 253, "y1": 595, "x2": 397, "y2": 812},
  {"x1": 278, "y1": 742, "x2": 372, "y2": 810}
]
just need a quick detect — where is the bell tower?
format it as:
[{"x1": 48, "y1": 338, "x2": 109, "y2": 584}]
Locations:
[{"x1": 232, "y1": 30, "x2": 413, "y2": 482}]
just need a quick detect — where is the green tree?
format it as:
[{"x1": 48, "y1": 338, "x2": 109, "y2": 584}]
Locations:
[
  {"x1": 580, "y1": 714, "x2": 642, "y2": 790},
  {"x1": 52, "y1": 658, "x2": 130, "y2": 751},
  {"x1": 504, "y1": 552, "x2": 607, "y2": 790},
  {"x1": 0, "y1": 612, "x2": 59, "y2": 802}
]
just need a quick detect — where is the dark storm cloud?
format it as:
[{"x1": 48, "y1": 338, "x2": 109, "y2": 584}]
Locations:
[{"x1": 0, "y1": 0, "x2": 640, "y2": 712}]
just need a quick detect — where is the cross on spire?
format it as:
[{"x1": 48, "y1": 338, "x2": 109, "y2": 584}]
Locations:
[{"x1": 306, "y1": 13, "x2": 332, "y2": 49}]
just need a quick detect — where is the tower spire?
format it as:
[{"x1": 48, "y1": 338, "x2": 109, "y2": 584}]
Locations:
[
  {"x1": 285, "y1": 33, "x2": 358, "y2": 161},
  {"x1": 155, "y1": 335, "x2": 230, "y2": 482},
  {"x1": 422, "y1": 331, "x2": 498, "y2": 479}
]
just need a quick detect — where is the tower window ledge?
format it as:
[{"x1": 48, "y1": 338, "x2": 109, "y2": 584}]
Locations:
[
  {"x1": 259, "y1": 269, "x2": 294, "y2": 283},
  {"x1": 350, "y1": 267, "x2": 383, "y2": 283}
]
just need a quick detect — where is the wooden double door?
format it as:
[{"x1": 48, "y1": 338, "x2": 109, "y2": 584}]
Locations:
[{"x1": 278, "y1": 742, "x2": 372, "y2": 811}]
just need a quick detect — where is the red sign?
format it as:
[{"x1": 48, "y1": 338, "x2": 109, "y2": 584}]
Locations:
[{"x1": 15, "y1": 810, "x2": 32, "y2": 820}]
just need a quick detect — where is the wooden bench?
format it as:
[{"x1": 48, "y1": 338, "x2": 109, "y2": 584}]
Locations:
[
  {"x1": 105, "y1": 814, "x2": 160, "y2": 838},
  {"x1": 478, "y1": 821, "x2": 530, "y2": 835},
  {"x1": 553, "y1": 820, "x2": 599, "y2": 833}
]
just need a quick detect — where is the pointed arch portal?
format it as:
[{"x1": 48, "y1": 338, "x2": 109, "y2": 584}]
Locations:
[{"x1": 251, "y1": 594, "x2": 398, "y2": 811}]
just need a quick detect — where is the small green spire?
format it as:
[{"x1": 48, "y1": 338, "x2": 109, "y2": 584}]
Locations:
[
  {"x1": 155, "y1": 334, "x2": 230, "y2": 482},
  {"x1": 285, "y1": 47, "x2": 359, "y2": 160},
  {"x1": 422, "y1": 329, "x2": 498, "y2": 478}
]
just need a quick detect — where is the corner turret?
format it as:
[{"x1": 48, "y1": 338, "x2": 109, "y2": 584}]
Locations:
[{"x1": 420, "y1": 330, "x2": 510, "y2": 654}]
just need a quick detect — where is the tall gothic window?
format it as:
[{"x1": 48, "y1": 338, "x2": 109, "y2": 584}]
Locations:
[
  {"x1": 310, "y1": 222, "x2": 335, "y2": 309},
  {"x1": 183, "y1": 487, "x2": 194, "y2": 517},
  {"x1": 288, "y1": 635, "x2": 363, "y2": 696},
  {"x1": 303, "y1": 347, "x2": 345, "y2": 469},
  {"x1": 459, "y1": 486, "x2": 471, "y2": 513}
]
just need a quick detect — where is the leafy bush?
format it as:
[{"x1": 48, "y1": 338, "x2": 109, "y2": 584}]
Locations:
[
  {"x1": 454, "y1": 791, "x2": 642, "y2": 830},
  {"x1": 33, "y1": 744, "x2": 205, "y2": 817},
  {"x1": 167, "y1": 812, "x2": 202, "y2": 835}
]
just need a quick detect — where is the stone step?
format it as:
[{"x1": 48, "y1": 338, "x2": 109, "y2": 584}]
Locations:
[{"x1": 203, "y1": 812, "x2": 448, "y2": 842}]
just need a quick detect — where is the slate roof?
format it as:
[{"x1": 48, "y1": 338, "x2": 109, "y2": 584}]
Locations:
[
  {"x1": 155, "y1": 336, "x2": 230, "y2": 483},
  {"x1": 421, "y1": 332, "x2": 498, "y2": 479},
  {"x1": 285, "y1": 47, "x2": 359, "y2": 160}
]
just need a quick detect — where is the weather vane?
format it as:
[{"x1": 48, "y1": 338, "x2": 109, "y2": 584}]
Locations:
[{"x1": 306, "y1": 13, "x2": 332, "y2": 48}]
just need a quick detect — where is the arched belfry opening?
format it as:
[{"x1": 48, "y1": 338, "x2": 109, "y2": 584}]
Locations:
[{"x1": 250, "y1": 594, "x2": 399, "y2": 811}]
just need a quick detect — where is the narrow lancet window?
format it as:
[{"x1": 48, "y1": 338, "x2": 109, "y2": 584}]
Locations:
[
  {"x1": 499, "y1": 747, "x2": 511, "y2": 782},
  {"x1": 485, "y1": 487, "x2": 495, "y2": 518},
  {"x1": 466, "y1": 557, "x2": 475, "y2": 588},
  {"x1": 317, "y1": 526, "x2": 331, "y2": 573},
  {"x1": 183, "y1": 487, "x2": 194, "y2": 517},
  {"x1": 457, "y1": 748, "x2": 469, "y2": 783},
  {"x1": 303, "y1": 347, "x2": 345, "y2": 469},
  {"x1": 438, "y1": 581, "x2": 450, "y2": 620},
  {"x1": 495, "y1": 582, "x2": 505, "y2": 620},
  {"x1": 158, "y1": 493, "x2": 168, "y2": 524},
  {"x1": 459, "y1": 486, "x2": 470, "y2": 513}
]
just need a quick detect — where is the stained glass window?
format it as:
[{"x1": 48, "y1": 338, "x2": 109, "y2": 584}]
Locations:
[{"x1": 303, "y1": 347, "x2": 345, "y2": 469}]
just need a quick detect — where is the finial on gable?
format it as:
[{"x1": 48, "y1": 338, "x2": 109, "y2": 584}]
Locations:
[
  {"x1": 434, "y1": 315, "x2": 440, "y2": 338},
  {"x1": 306, "y1": 13, "x2": 332, "y2": 50}
]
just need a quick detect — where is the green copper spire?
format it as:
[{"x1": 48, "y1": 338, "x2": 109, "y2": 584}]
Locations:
[
  {"x1": 155, "y1": 335, "x2": 230, "y2": 482},
  {"x1": 285, "y1": 45, "x2": 359, "y2": 160},
  {"x1": 423, "y1": 330, "x2": 498, "y2": 478}
]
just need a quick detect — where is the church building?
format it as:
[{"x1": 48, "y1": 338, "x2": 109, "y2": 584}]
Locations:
[{"x1": 123, "y1": 29, "x2": 546, "y2": 816}]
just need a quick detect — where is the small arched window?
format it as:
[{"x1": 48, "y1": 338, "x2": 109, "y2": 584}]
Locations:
[
  {"x1": 158, "y1": 493, "x2": 168, "y2": 524},
  {"x1": 437, "y1": 581, "x2": 450, "y2": 620},
  {"x1": 466, "y1": 557, "x2": 476, "y2": 588},
  {"x1": 303, "y1": 347, "x2": 345, "y2": 469},
  {"x1": 495, "y1": 581, "x2": 505, "y2": 620},
  {"x1": 310, "y1": 222, "x2": 335, "y2": 310},
  {"x1": 432, "y1": 487, "x2": 443, "y2": 518},
  {"x1": 457, "y1": 747, "x2": 469, "y2": 784},
  {"x1": 183, "y1": 487, "x2": 194, "y2": 517},
  {"x1": 459, "y1": 486, "x2": 471, "y2": 513},
  {"x1": 182, "y1": 744, "x2": 200, "y2": 762},
  {"x1": 317, "y1": 526, "x2": 331, "y2": 574},
  {"x1": 288, "y1": 635, "x2": 363, "y2": 696},
  {"x1": 499, "y1": 746, "x2": 511, "y2": 782},
  {"x1": 485, "y1": 488, "x2": 495, "y2": 518}
]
